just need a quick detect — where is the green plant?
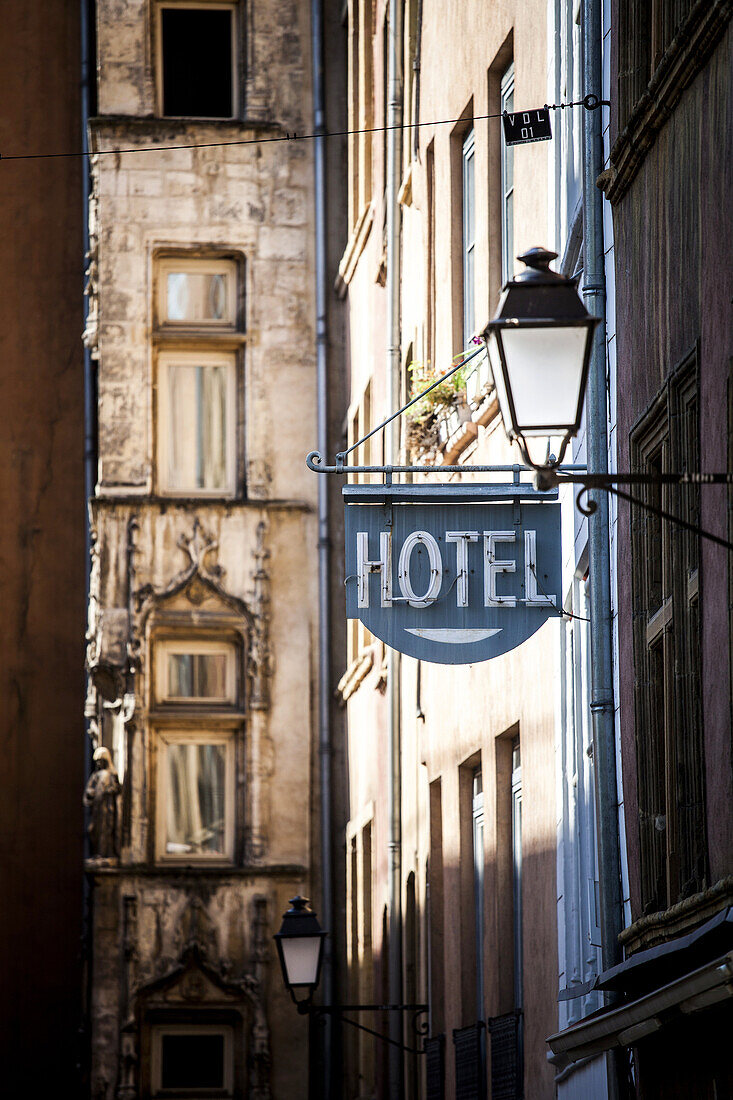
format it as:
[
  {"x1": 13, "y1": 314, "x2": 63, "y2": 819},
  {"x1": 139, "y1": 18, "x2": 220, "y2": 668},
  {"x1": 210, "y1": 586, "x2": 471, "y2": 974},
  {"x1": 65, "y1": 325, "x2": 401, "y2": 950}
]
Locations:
[{"x1": 406, "y1": 354, "x2": 469, "y2": 425}]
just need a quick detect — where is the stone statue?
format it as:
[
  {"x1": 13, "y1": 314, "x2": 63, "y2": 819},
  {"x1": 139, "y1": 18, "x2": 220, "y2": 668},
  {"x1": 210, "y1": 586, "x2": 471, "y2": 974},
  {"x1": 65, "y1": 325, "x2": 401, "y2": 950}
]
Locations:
[{"x1": 84, "y1": 746, "x2": 121, "y2": 860}]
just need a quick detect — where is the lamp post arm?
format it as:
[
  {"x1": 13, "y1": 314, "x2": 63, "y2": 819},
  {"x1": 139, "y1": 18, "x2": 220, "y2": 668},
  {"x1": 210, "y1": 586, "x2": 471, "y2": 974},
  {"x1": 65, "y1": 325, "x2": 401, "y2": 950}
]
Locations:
[{"x1": 305, "y1": 1003, "x2": 429, "y2": 1056}]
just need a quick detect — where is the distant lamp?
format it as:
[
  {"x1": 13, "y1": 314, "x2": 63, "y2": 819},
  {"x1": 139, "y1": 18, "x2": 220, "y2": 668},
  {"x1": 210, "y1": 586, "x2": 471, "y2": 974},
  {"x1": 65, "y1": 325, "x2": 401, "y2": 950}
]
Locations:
[
  {"x1": 481, "y1": 247, "x2": 599, "y2": 471},
  {"x1": 274, "y1": 896, "x2": 326, "y2": 1011}
]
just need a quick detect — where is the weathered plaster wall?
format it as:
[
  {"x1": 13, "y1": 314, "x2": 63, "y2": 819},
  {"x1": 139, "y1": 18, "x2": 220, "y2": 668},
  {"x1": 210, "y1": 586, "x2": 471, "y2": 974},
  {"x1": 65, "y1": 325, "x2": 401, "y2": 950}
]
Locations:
[
  {"x1": 86, "y1": 0, "x2": 343, "y2": 1094},
  {"x1": 0, "y1": 0, "x2": 85, "y2": 1089}
]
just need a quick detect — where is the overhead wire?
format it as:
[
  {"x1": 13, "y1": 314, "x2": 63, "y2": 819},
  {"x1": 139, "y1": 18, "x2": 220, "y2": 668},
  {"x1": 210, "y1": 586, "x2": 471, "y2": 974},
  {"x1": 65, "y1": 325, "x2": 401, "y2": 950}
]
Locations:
[{"x1": 0, "y1": 95, "x2": 607, "y2": 163}]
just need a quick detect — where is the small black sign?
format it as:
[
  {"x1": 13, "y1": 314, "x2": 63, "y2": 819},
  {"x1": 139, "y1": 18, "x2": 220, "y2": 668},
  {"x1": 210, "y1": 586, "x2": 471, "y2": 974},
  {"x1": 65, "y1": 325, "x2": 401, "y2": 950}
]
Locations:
[{"x1": 502, "y1": 107, "x2": 552, "y2": 146}]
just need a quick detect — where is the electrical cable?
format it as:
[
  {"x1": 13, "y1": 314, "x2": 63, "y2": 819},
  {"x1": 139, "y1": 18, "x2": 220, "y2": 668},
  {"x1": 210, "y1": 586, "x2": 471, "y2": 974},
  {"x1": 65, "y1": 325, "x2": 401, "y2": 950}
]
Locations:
[{"x1": 0, "y1": 94, "x2": 608, "y2": 163}]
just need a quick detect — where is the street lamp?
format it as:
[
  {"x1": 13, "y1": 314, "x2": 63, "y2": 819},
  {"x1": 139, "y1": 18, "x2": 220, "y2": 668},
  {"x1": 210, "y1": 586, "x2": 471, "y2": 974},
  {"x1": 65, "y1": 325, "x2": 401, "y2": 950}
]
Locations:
[
  {"x1": 481, "y1": 246, "x2": 599, "y2": 473},
  {"x1": 274, "y1": 895, "x2": 326, "y2": 1012}
]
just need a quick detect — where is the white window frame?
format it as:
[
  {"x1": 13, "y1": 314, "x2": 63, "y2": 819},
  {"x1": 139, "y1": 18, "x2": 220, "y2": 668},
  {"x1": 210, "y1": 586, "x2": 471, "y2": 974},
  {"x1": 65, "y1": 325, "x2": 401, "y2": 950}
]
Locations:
[
  {"x1": 462, "y1": 127, "x2": 476, "y2": 349},
  {"x1": 156, "y1": 727, "x2": 236, "y2": 863},
  {"x1": 157, "y1": 257, "x2": 238, "y2": 330},
  {"x1": 155, "y1": 639, "x2": 237, "y2": 705},
  {"x1": 155, "y1": 1, "x2": 239, "y2": 120},
  {"x1": 151, "y1": 1023, "x2": 234, "y2": 1096},
  {"x1": 500, "y1": 64, "x2": 515, "y2": 285},
  {"x1": 156, "y1": 348, "x2": 237, "y2": 497}
]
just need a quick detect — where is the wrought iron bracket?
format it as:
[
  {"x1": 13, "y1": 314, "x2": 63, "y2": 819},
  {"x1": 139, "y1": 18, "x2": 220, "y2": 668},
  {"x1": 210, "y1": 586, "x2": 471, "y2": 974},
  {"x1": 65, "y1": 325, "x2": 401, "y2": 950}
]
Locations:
[
  {"x1": 298, "y1": 1001, "x2": 429, "y2": 1054},
  {"x1": 536, "y1": 468, "x2": 733, "y2": 552}
]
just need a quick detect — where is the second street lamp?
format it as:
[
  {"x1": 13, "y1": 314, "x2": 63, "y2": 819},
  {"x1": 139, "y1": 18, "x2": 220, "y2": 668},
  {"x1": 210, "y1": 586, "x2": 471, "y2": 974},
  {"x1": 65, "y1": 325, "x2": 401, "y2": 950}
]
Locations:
[
  {"x1": 274, "y1": 895, "x2": 326, "y2": 1012},
  {"x1": 481, "y1": 246, "x2": 599, "y2": 472}
]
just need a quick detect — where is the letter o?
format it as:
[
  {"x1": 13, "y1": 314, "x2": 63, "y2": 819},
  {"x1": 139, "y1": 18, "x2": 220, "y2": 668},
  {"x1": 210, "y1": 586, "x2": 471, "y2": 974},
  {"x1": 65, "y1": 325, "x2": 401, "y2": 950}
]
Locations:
[{"x1": 397, "y1": 531, "x2": 443, "y2": 608}]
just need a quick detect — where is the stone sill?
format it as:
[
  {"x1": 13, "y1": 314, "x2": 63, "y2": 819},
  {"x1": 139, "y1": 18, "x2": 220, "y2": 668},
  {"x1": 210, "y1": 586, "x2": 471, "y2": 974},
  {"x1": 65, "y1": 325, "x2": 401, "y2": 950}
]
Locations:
[
  {"x1": 89, "y1": 114, "x2": 282, "y2": 140},
  {"x1": 90, "y1": 494, "x2": 312, "y2": 512},
  {"x1": 620, "y1": 875, "x2": 733, "y2": 955},
  {"x1": 337, "y1": 646, "x2": 375, "y2": 702},
  {"x1": 440, "y1": 421, "x2": 478, "y2": 465},
  {"x1": 85, "y1": 860, "x2": 307, "y2": 877},
  {"x1": 336, "y1": 202, "x2": 375, "y2": 296}
]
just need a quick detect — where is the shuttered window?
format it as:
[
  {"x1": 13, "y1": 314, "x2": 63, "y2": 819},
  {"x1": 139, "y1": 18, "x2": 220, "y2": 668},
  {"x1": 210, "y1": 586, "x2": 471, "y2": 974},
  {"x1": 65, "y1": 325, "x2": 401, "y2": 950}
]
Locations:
[{"x1": 631, "y1": 352, "x2": 706, "y2": 913}]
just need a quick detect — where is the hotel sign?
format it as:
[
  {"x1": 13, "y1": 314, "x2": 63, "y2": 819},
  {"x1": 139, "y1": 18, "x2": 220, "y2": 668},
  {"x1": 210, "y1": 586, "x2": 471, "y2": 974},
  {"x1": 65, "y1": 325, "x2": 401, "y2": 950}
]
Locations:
[{"x1": 345, "y1": 485, "x2": 561, "y2": 665}]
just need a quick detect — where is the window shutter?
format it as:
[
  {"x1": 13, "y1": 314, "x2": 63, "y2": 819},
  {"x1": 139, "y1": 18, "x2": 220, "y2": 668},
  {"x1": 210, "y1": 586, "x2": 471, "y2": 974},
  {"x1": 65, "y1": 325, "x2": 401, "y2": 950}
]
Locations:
[
  {"x1": 425, "y1": 1034, "x2": 445, "y2": 1100},
  {"x1": 452, "y1": 1022, "x2": 484, "y2": 1100},
  {"x1": 487, "y1": 1011, "x2": 521, "y2": 1100}
]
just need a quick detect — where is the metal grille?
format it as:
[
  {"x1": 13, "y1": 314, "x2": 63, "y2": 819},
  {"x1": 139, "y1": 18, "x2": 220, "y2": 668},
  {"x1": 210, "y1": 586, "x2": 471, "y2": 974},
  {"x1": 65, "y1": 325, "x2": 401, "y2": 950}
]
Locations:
[
  {"x1": 425, "y1": 1034, "x2": 445, "y2": 1100},
  {"x1": 452, "y1": 1023, "x2": 484, "y2": 1100},
  {"x1": 488, "y1": 1012, "x2": 520, "y2": 1100}
]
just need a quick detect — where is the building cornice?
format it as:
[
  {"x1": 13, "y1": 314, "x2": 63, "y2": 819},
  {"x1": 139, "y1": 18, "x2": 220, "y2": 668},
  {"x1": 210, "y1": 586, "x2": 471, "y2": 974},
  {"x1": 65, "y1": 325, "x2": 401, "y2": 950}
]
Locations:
[{"x1": 600, "y1": 0, "x2": 732, "y2": 204}]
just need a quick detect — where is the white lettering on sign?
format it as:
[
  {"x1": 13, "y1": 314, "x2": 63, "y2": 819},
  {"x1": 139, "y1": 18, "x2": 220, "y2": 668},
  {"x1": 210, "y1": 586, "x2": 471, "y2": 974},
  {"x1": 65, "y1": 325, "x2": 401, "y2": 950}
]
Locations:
[
  {"x1": 483, "y1": 531, "x2": 517, "y2": 607},
  {"x1": 524, "y1": 529, "x2": 557, "y2": 606},
  {"x1": 356, "y1": 527, "x2": 554, "y2": 609},
  {"x1": 356, "y1": 530, "x2": 392, "y2": 608},
  {"x1": 446, "y1": 531, "x2": 479, "y2": 607},
  {"x1": 398, "y1": 531, "x2": 443, "y2": 608}
]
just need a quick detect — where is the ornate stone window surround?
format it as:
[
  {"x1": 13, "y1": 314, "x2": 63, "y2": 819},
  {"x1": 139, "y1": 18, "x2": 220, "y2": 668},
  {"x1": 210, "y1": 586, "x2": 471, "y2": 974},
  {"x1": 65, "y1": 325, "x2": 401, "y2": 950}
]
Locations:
[{"x1": 150, "y1": 627, "x2": 245, "y2": 865}]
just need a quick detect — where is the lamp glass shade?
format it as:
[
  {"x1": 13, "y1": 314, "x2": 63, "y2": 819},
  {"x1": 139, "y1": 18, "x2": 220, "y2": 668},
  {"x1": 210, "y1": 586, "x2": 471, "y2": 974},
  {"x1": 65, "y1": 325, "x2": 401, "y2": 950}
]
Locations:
[
  {"x1": 486, "y1": 331, "x2": 512, "y2": 434},
  {"x1": 280, "y1": 935, "x2": 323, "y2": 987},
  {"x1": 499, "y1": 325, "x2": 589, "y2": 434}
]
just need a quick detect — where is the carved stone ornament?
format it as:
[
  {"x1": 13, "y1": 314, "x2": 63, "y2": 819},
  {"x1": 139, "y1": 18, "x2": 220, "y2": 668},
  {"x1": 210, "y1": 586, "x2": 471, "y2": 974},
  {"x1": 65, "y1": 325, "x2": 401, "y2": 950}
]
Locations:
[
  {"x1": 131, "y1": 517, "x2": 272, "y2": 709},
  {"x1": 127, "y1": 902, "x2": 272, "y2": 1099}
]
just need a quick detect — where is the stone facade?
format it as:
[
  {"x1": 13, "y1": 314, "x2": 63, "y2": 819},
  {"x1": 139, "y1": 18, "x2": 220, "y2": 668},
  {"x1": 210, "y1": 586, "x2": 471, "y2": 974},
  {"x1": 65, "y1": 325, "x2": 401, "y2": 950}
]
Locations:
[
  {"x1": 339, "y1": 2, "x2": 559, "y2": 1097},
  {"x1": 84, "y1": 2, "x2": 341, "y2": 1095}
]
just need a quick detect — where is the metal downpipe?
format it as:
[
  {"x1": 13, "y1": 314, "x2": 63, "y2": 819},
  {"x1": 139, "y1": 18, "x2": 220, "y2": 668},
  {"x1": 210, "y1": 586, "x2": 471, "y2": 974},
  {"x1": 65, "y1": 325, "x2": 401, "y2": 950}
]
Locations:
[
  {"x1": 80, "y1": 0, "x2": 97, "y2": 1085},
  {"x1": 310, "y1": 0, "x2": 333, "y2": 1095},
  {"x1": 581, "y1": 0, "x2": 623, "y2": 1093},
  {"x1": 385, "y1": 0, "x2": 404, "y2": 1093}
]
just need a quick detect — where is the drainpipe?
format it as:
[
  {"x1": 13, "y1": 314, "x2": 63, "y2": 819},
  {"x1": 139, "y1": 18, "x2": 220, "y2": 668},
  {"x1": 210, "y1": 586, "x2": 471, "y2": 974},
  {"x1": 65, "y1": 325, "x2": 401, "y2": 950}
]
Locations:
[
  {"x1": 385, "y1": 0, "x2": 404, "y2": 1093},
  {"x1": 581, "y1": 0, "x2": 623, "y2": 1094},
  {"x1": 80, "y1": 0, "x2": 97, "y2": 1086},
  {"x1": 310, "y1": 0, "x2": 333, "y2": 1095}
]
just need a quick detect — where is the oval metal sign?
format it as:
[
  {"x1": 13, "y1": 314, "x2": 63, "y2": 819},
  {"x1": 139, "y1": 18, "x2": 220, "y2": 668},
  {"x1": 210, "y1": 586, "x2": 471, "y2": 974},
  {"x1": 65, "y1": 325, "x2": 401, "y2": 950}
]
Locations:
[{"x1": 345, "y1": 489, "x2": 561, "y2": 665}]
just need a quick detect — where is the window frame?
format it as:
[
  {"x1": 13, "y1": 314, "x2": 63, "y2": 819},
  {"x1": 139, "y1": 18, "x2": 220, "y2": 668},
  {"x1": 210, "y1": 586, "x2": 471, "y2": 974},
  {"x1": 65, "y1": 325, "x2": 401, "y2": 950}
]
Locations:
[
  {"x1": 151, "y1": 1022, "x2": 234, "y2": 1096},
  {"x1": 500, "y1": 63, "x2": 515, "y2": 285},
  {"x1": 156, "y1": 347, "x2": 238, "y2": 497},
  {"x1": 155, "y1": 638, "x2": 237, "y2": 706},
  {"x1": 156, "y1": 257, "x2": 239, "y2": 331},
  {"x1": 630, "y1": 352, "x2": 706, "y2": 913},
  {"x1": 462, "y1": 127, "x2": 476, "y2": 349},
  {"x1": 155, "y1": 0, "x2": 239, "y2": 121},
  {"x1": 155, "y1": 726, "x2": 237, "y2": 863}
]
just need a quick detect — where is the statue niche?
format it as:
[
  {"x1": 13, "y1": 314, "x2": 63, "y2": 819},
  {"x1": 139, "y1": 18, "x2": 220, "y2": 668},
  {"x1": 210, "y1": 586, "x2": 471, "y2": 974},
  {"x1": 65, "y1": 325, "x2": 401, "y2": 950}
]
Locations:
[{"x1": 84, "y1": 745, "x2": 121, "y2": 861}]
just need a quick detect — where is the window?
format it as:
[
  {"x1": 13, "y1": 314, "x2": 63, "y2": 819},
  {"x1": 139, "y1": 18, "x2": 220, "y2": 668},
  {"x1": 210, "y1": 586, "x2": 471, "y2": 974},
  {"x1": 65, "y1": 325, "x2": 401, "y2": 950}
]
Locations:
[
  {"x1": 157, "y1": 2, "x2": 237, "y2": 119},
  {"x1": 500, "y1": 64, "x2": 515, "y2": 284},
  {"x1": 617, "y1": 0, "x2": 696, "y2": 127},
  {"x1": 157, "y1": 258, "x2": 238, "y2": 329},
  {"x1": 152, "y1": 1024, "x2": 233, "y2": 1096},
  {"x1": 156, "y1": 729, "x2": 235, "y2": 860},
  {"x1": 156, "y1": 640, "x2": 236, "y2": 704},
  {"x1": 462, "y1": 128, "x2": 476, "y2": 349},
  {"x1": 631, "y1": 355, "x2": 705, "y2": 913},
  {"x1": 347, "y1": 0, "x2": 374, "y2": 231},
  {"x1": 154, "y1": 255, "x2": 242, "y2": 497},
  {"x1": 158, "y1": 350, "x2": 236, "y2": 494},
  {"x1": 472, "y1": 767, "x2": 484, "y2": 1019}
]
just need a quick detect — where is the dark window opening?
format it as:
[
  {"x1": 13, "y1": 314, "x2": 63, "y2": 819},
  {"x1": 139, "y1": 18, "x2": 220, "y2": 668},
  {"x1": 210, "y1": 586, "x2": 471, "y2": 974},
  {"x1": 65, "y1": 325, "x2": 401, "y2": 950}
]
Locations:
[
  {"x1": 161, "y1": 7, "x2": 234, "y2": 118},
  {"x1": 160, "y1": 1032, "x2": 224, "y2": 1088}
]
